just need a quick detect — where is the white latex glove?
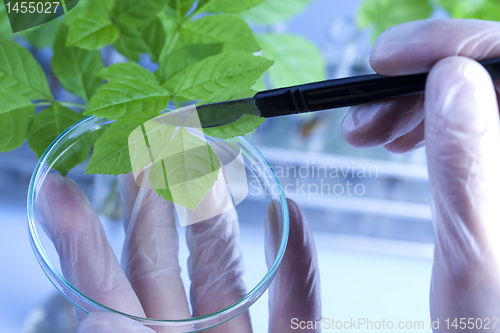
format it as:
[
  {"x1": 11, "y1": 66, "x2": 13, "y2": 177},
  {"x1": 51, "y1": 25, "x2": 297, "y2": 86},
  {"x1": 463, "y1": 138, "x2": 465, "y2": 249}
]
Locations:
[
  {"x1": 342, "y1": 19, "x2": 500, "y2": 331},
  {"x1": 37, "y1": 173, "x2": 321, "y2": 332}
]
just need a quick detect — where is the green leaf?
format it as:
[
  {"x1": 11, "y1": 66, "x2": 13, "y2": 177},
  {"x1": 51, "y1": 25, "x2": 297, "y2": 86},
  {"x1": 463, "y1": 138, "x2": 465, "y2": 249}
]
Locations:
[
  {"x1": 157, "y1": 6, "x2": 178, "y2": 42},
  {"x1": 0, "y1": 6, "x2": 14, "y2": 39},
  {"x1": 28, "y1": 102, "x2": 84, "y2": 158},
  {"x1": 96, "y1": 62, "x2": 159, "y2": 83},
  {"x1": 203, "y1": 113, "x2": 264, "y2": 139},
  {"x1": 156, "y1": 186, "x2": 174, "y2": 203},
  {"x1": 150, "y1": 127, "x2": 221, "y2": 209},
  {"x1": 196, "y1": 0, "x2": 264, "y2": 14},
  {"x1": 199, "y1": 87, "x2": 255, "y2": 104},
  {"x1": 167, "y1": 0, "x2": 196, "y2": 17},
  {"x1": 52, "y1": 23, "x2": 103, "y2": 101},
  {"x1": 199, "y1": 88, "x2": 265, "y2": 138},
  {"x1": 111, "y1": 0, "x2": 167, "y2": 27},
  {"x1": 86, "y1": 113, "x2": 222, "y2": 209},
  {"x1": 66, "y1": 13, "x2": 120, "y2": 50},
  {"x1": 66, "y1": 0, "x2": 80, "y2": 11},
  {"x1": 60, "y1": 125, "x2": 109, "y2": 176},
  {"x1": 240, "y1": 0, "x2": 311, "y2": 24},
  {"x1": 84, "y1": 79, "x2": 169, "y2": 119},
  {"x1": 438, "y1": 0, "x2": 500, "y2": 20},
  {"x1": 257, "y1": 33, "x2": 325, "y2": 89},
  {"x1": 137, "y1": 18, "x2": 166, "y2": 63},
  {"x1": 158, "y1": 43, "x2": 223, "y2": 84},
  {"x1": 0, "y1": 39, "x2": 52, "y2": 100},
  {"x1": 0, "y1": 87, "x2": 34, "y2": 152},
  {"x1": 179, "y1": 15, "x2": 260, "y2": 53},
  {"x1": 438, "y1": 0, "x2": 484, "y2": 17},
  {"x1": 357, "y1": 0, "x2": 433, "y2": 42},
  {"x1": 86, "y1": 115, "x2": 175, "y2": 175},
  {"x1": 86, "y1": 118, "x2": 144, "y2": 175},
  {"x1": 113, "y1": 23, "x2": 147, "y2": 61},
  {"x1": 167, "y1": 51, "x2": 273, "y2": 100},
  {"x1": 113, "y1": 18, "x2": 166, "y2": 62},
  {"x1": 0, "y1": 107, "x2": 32, "y2": 152},
  {"x1": 128, "y1": 117, "x2": 177, "y2": 171},
  {"x1": 64, "y1": 0, "x2": 113, "y2": 24},
  {"x1": 469, "y1": 0, "x2": 500, "y2": 20}
]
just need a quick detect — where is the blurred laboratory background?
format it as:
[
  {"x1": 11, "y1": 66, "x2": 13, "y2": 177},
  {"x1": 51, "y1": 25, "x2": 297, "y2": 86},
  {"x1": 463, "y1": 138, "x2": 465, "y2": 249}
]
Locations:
[{"x1": 1, "y1": 0, "x2": 495, "y2": 332}]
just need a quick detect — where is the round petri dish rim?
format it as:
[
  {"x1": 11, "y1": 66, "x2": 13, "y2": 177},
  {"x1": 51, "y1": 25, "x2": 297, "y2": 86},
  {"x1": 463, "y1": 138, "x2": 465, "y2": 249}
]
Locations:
[{"x1": 26, "y1": 115, "x2": 290, "y2": 331}]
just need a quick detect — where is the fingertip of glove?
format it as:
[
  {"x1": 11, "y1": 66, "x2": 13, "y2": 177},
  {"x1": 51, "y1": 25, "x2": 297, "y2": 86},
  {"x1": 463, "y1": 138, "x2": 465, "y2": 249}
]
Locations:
[
  {"x1": 369, "y1": 19, "x2": 456, "y2": 75},
  {"x1": 265, "y1": 198, "x2": 304, "y2": 222},
  {"x1": 341, "y1": 107, "x2": 363, "y2": 146},
  {"x1": 341, "y1": 103, "x2": 384, "y2": 148},
  {"x1": 286, "y1": 198, "x2": 303, "y2": 224},
  {"x1": 369, "y1": 28, "x2": 390, "y2": 70},
  {"x1": 286, "y1": 198, "x2": 315, "y2": 248},
  {"x1": 42, "y1": 173, "x2": 78, "y2": 192},
  {"x1": 37, "y1": 174, "x2": 97, "y2": 240},
  {"x1": 369, "y1": 20, "x2": 423, "y2": 74},
  {"x1": 38, "y1": 174, "x2": 83, "y2": 215},
  {"x1": 426, "y1": 56, "x2": 496, "y2": 129}
]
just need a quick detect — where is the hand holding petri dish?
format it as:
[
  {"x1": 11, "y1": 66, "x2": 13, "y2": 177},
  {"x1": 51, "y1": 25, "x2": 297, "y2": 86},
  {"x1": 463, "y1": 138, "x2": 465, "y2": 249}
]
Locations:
[{"x1": 28, "y1": 116, "x2": 292, "y2": 332}]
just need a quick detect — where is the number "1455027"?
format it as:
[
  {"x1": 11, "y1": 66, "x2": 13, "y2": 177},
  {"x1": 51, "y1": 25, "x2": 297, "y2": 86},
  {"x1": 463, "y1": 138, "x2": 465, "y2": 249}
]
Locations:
[{"x1": 5, "y1": 2, "x2": 60, "y2": 14}]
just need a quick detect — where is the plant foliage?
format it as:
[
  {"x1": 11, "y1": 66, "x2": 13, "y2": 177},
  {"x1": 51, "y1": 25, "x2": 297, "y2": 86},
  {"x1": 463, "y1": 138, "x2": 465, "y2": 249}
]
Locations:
[
  {"x1": 0, "y1": 0, "x2": 324, "y2": 208},
  {"x1": 357, "y1": 0, "x2": 500, "y2": 42}
]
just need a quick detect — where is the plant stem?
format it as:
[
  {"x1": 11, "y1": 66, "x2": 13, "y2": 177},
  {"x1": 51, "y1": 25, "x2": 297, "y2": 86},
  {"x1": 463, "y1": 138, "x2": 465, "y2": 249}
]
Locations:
[
  {"x1": 172, "y1": 98, "x2": 180, "y2": 109},
  {"x1": 163, "y1": 30, "x2": 180, "y2": 57},
  {"x1": 35, "y1": 101, "x2": 87, "y2": 110},
  {"x1": 61, "y1": 101, "x2": 87, "y2": 109},
  {"x1": 59, "y1": 0, "x2": 68, "y2": 13},
  {"x1": 159, "y1": 0, "x2": 201, "y2": 62},
  {"x1": 161, "y1": 5, "x2": 193, "y2": 60},
  {"x1": 176, "y1": 0, "x2": 182, "y2": 22}
]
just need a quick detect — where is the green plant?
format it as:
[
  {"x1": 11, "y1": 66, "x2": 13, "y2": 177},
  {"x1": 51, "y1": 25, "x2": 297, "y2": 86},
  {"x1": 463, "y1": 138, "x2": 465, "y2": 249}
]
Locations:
[
  {"x1": 357, "y1": 0, "x2": 500, "y2": 42},
  {"x1": 0, "y1": 0, "x2": 325, "y2": 209}
]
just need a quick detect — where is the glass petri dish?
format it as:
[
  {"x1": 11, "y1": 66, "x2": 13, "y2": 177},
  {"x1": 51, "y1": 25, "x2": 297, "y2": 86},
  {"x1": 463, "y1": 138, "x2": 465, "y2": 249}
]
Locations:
[{"x1": 27, "y1": 116, "x2": 289, "y2": 332}]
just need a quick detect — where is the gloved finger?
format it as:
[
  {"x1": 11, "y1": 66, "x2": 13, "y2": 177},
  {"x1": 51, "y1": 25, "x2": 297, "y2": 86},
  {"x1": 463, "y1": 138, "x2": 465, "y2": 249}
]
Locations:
[
  {"x1": 370, "y1": 19, "x2": 500, "y2": 75},
  {"x1": 119, "y1": 173, "x2": 190, "y2": 320},
  {"x1": 342, "y1": 94, "x2": 424, "y2": 148},
  {"x1": 384, "y1": 120, "x2": 425, "y2": 154},
  {"x1": 424, "y1": 57, "x2": 500, "y2": 322},
  {"x1": 36, "y1": 174, "x2": 145, "y2": 317},
  {"x1": 266, "y1": 199, "x2": 321, "y2": 333},
  {"x1": 342, "y1": 19, "x2": 500, "y2": 149},
  {"x1": 185, "y1": 176, "x2": 252, "y2": 333},
  {"x1": 77, "y1": 313, "x2": 155, "y2": 333}
]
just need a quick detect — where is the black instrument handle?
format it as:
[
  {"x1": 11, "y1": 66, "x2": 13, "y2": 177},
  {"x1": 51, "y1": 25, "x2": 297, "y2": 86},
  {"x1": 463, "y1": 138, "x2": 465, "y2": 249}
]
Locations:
[{"x1": 255, "y1": 57, "x2": 500, "y2": 118}]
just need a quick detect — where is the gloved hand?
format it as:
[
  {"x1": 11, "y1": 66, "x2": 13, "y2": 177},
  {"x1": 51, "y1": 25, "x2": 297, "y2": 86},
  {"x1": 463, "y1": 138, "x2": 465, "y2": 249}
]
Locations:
[
  {"x1": 342, "y1": 19, "x2": 500, "y2": 330},
  {"x1": 37, "y1": 173, "x2": 321, "y2": 332}
]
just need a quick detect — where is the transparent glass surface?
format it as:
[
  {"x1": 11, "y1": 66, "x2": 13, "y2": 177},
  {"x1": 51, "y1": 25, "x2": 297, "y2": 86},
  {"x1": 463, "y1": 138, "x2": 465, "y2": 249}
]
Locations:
[{"x1": 27, "y1": 116, "x2": 289, "y2": 332}]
